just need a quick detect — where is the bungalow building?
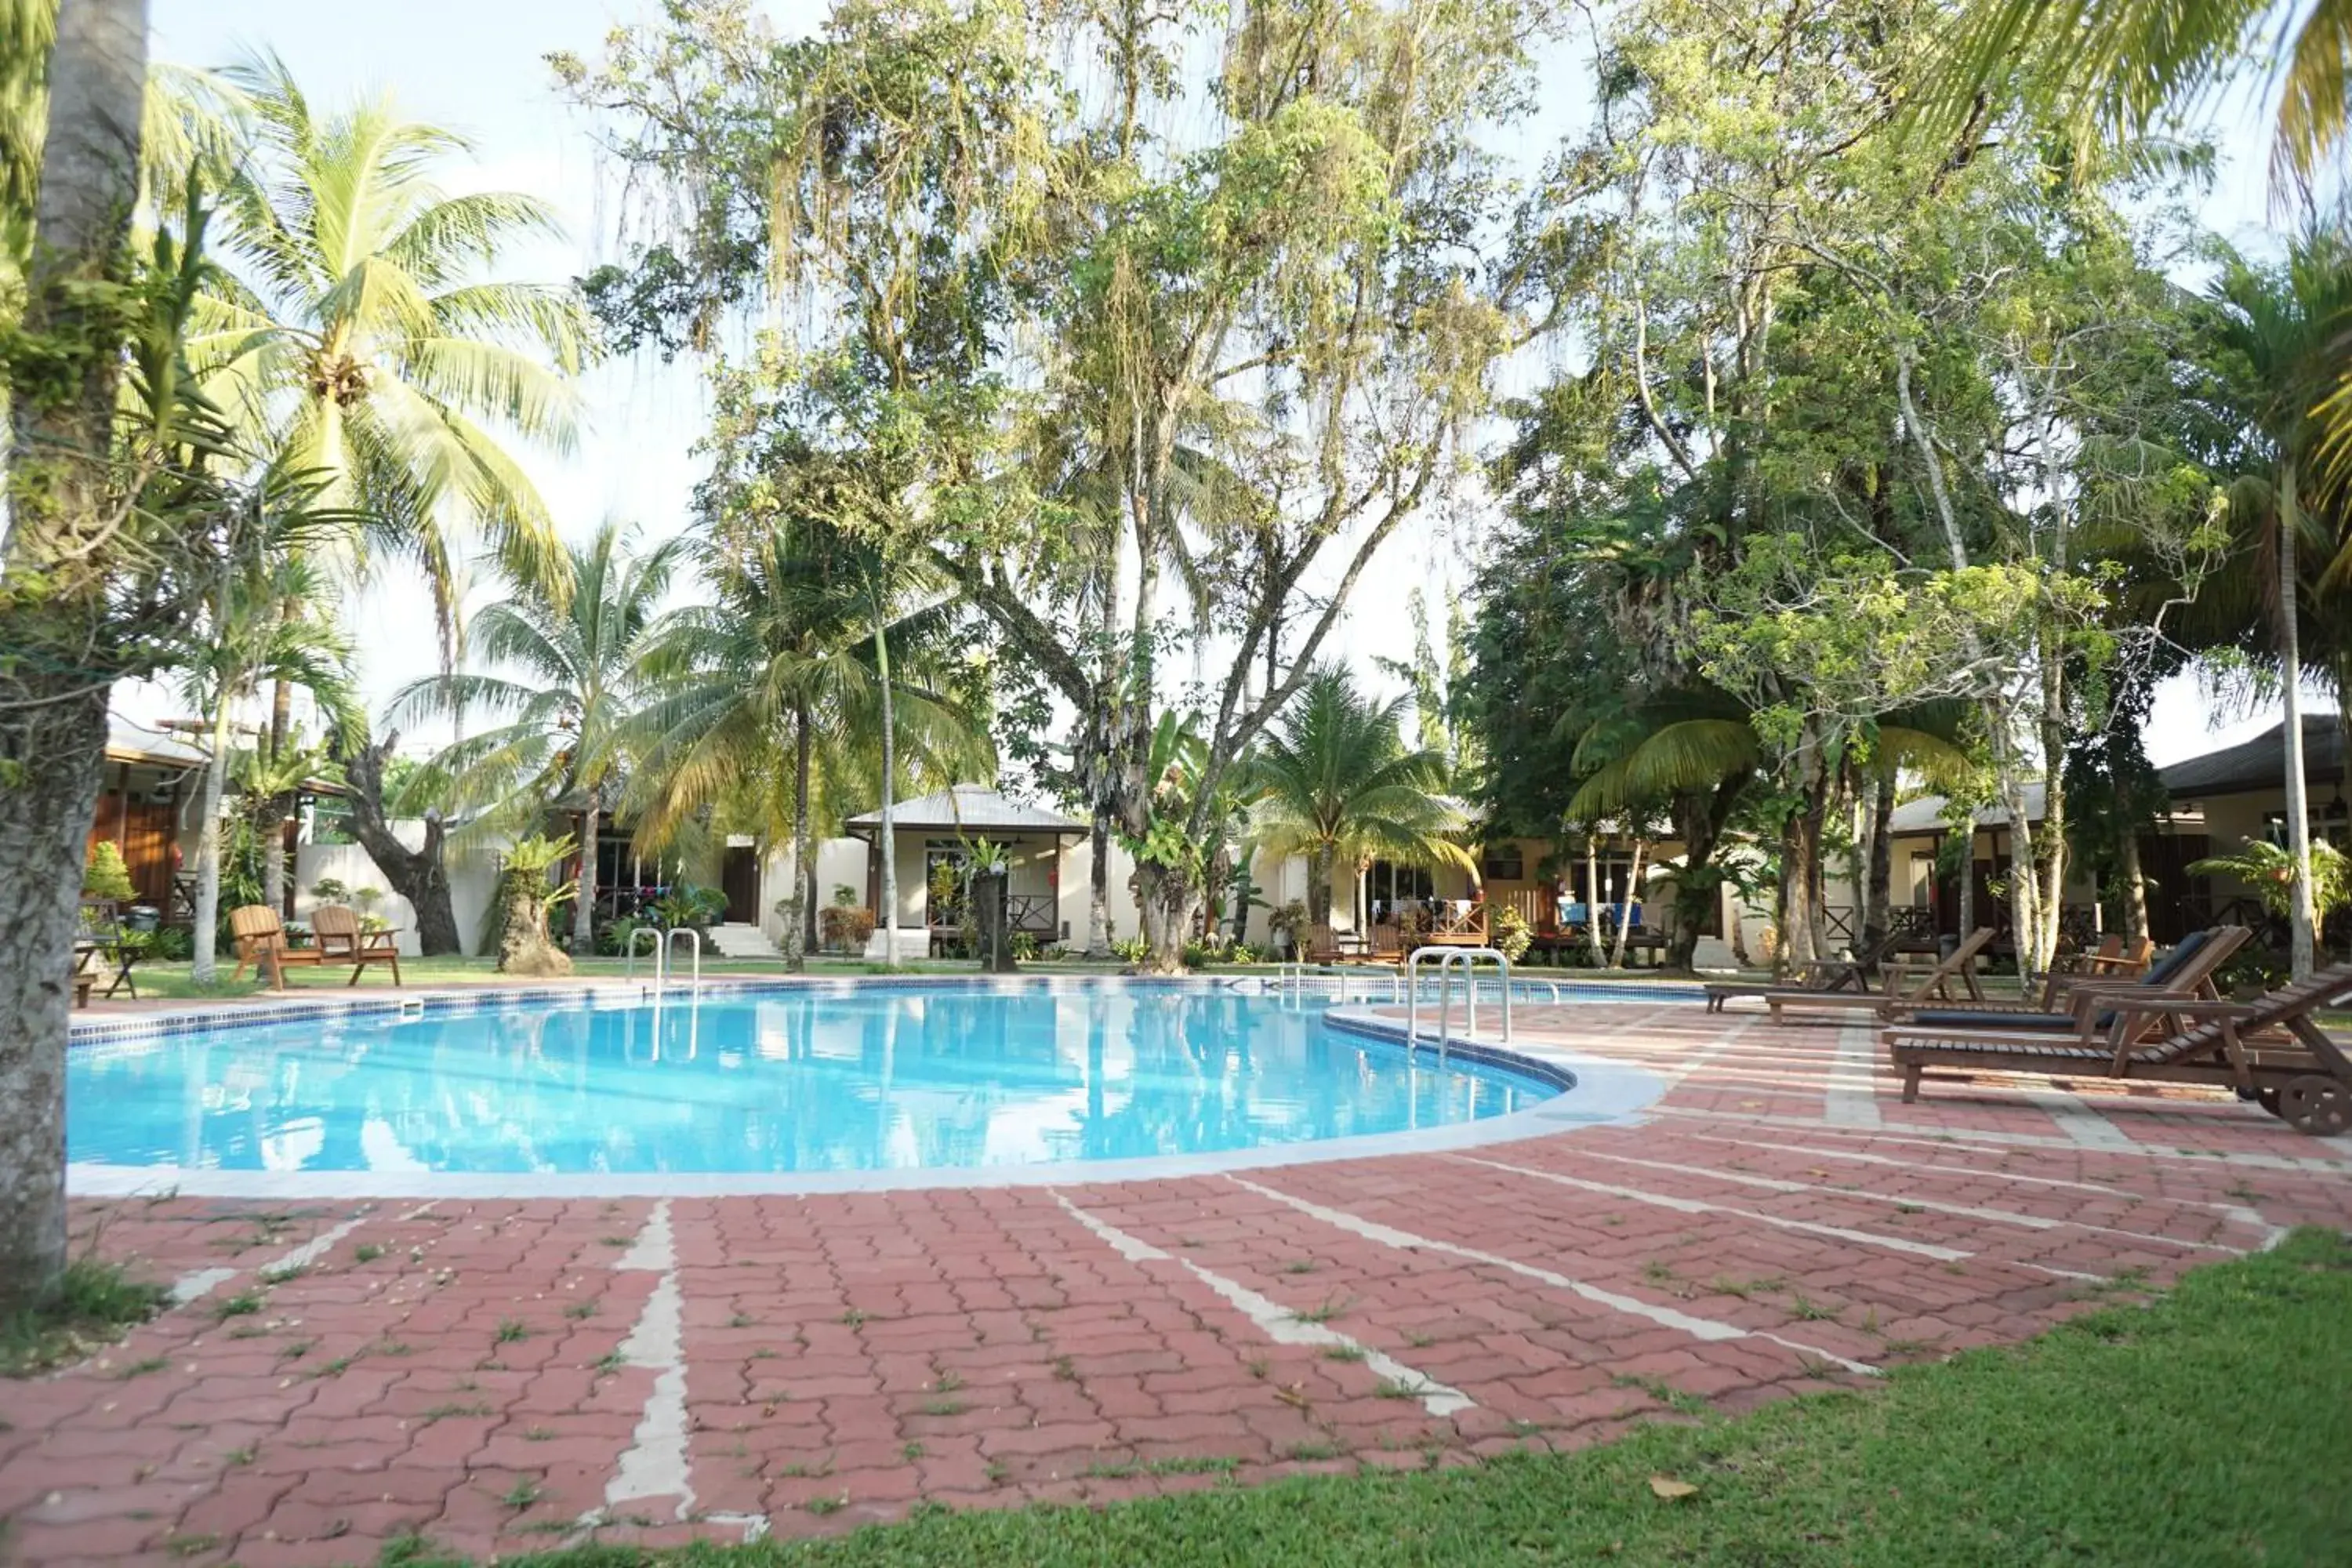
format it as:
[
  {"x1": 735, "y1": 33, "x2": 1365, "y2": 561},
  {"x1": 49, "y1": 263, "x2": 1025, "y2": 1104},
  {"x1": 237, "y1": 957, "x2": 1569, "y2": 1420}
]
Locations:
[{"x1": 1880, "y1": 717, "x2": 2347, "y2": 950}]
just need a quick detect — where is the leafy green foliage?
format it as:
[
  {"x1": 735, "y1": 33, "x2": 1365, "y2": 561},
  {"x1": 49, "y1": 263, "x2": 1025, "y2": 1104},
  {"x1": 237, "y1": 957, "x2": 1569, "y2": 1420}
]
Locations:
[{"x1": 82, "y1": 840, "x2": 135, "y2": 902}]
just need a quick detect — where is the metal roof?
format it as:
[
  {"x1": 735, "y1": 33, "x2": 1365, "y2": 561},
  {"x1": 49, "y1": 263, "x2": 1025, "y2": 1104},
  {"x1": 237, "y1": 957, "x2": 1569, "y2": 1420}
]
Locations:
[
  {"x1": 844, "y1": 783, "x2": 1087, "y2": 835},
  {"x1": 2158, "y1": 717, "x2": 2344, "y2": 800},
  {"x1": 1886, "y1": 782, "x2": 2048, "y2": 836}
]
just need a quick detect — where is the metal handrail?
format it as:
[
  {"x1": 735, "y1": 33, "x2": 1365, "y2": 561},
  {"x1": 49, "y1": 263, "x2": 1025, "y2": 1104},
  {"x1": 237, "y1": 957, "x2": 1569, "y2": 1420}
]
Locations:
[
  {"x1": 1407, "y1": 946, "x2": 1512, "y2": 1064},
  {"x1": 623, "y1": 925, "x2": 662, "y2": 985},
  {"x1": 662, "y1": 927, "x2": 702, "y2": 995}
]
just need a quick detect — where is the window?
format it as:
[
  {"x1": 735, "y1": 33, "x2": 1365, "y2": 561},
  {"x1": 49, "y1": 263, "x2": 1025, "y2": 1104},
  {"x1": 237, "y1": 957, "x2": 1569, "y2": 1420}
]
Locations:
[{"x1": 1479, "y1": 844, "x2": 1526, "y2": 880}]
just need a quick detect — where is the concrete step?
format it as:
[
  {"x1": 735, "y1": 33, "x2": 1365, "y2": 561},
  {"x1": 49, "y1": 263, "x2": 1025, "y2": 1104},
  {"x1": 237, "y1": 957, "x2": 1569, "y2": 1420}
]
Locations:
[{"x1": 705, "y1": 922, "x2": 781, "y2": 960}]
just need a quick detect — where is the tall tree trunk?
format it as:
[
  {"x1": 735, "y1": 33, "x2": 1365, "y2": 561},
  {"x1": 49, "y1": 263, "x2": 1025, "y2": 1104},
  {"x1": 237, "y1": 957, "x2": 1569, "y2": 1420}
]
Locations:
[
  {"x1": 2037, "y1": 630, "x2": 2069, "y2": 969},
  {"x1": 1609, "y1": 838, "x2": 1646, "y2": 969},
  {"x1": 1955, "y1": 822, "x2": 1977, "y2": 943},
  {"x1": 786, "y1": 703, "x2": 811, "y2": 972},
  {"x1": 262, "y1": 673, "x2": 292, "y2": 913},
  {"x1": 191, "y1": 695, "x2": 235, "y2": 984},
  {"x1": 1585, "y1": 835, "x2": 1605, "y2": 966},
  {"x1": 1308, "y1": 844, "x2": 1334, "y2": 928},
  {"x1": 2118, "y1": 830, "x2": 2149, "y2": 945},
  {"x1": 0, "y1": 0, "x2": 151, "y2": 1310},
  {"x1": 1086, "y1": 812, "x2": 1112, "y2": 958},
  {"x1": 2278, "y1": 467, "x2": 2317, "y2": 979},
  {"x1": 1862, "y1": 770, "x2": 1894, "y2": 971},
  {"x1": 343, "y1": 735, "x2": 463, "y2": 955},
  {"x1": 572, "y1": 797, "x2": 598, "y2": 957},
  {"x1": 874, "y1": 615, "x2": 899, "y2": 967}
]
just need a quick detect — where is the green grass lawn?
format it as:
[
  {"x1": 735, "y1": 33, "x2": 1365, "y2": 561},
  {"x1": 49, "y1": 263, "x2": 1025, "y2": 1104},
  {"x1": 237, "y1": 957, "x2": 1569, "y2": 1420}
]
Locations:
[{"x1": 382, "y1": 1229, "x2": 2352, "y2": 1568}]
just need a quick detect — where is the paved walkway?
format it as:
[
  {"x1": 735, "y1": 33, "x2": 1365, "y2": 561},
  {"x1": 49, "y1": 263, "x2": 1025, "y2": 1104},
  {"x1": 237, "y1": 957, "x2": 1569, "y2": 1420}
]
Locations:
[{"x1": 7, "y1": 1000, "x2": 2349, "y2": 1566}]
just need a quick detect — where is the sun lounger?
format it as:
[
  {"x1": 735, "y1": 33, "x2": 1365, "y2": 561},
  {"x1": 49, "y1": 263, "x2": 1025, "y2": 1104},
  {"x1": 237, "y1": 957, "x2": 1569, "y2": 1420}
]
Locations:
[
  {"x1": 1708, "y1": 928, "x2": 1995, "y2": 1022},
  {"x1": 1704, "y1": 930, "x2": 1911, "y2": 1012},
  {"x1": 1882, "y1": 961, "x2": 2352, "y2": 1135},
  {"x1": 1882, "y1": 926, "x2": 2248, "y2": 1028}
]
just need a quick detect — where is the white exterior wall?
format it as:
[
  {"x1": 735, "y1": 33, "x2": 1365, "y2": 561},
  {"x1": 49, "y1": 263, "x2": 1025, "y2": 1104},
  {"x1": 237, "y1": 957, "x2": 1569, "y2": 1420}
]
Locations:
[{"x1": 292, "y1": 826, "x2": 501, "y2": 956}]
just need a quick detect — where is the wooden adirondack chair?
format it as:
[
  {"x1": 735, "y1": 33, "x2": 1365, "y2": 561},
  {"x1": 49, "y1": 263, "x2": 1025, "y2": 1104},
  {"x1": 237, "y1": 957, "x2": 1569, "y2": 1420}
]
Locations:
[
  {"x1": 310, "y1": 904, "x2": 404, "y2": 986},
  {"x1": 230, "y1": 905, "x2": 324, "y2": 990}
]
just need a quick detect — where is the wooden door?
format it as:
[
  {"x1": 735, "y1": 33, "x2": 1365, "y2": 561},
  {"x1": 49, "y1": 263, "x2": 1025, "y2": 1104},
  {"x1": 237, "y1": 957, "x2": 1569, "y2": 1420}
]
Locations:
[{"x1": 721, "y1": 846, "x2": 760, "y2": 924}]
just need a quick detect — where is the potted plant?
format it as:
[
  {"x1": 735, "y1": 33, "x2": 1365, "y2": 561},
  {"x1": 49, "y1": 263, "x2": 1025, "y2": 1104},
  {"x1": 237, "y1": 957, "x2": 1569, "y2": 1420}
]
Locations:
[
  {"x1": 964, "y1": 838, "x2": 1015, "y2": 973},
  {"x1": 84, "y1": 840, "x2": 136, "y2": 905}
]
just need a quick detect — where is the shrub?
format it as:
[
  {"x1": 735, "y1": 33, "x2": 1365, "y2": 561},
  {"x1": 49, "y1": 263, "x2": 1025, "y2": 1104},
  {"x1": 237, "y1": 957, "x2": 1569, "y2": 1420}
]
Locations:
[
  {"x1": 1265, "y1": 900, "x2": 1309, "y2": 955},
  {"x1": 1491, "y1": 903, "x2": 1534, "y2": 962},
  {"x1": 84, "y1": 840, "x2": 136, "y2": 902},
  {"x1": 819, "y1": 904, "x2": 877, "y2": 952},
  {"x1": 1110, "y1": 935, "x2": 1150, "y2": 964},
  {"x1": 310, "y1": 877, "x2": 350, "y2": 904},
  {"x1": 1010, "y1": 931, "x2": 1040, "y2": 961},
  {"x1": 147, "y1": 926, "x2": 192, "y2": 962}
]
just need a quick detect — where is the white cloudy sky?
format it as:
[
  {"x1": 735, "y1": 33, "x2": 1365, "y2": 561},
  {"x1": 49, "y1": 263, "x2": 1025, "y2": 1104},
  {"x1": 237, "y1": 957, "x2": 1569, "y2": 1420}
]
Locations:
[{"x1": 136, "y1": 0, "x2": 2307, "y2": 770}]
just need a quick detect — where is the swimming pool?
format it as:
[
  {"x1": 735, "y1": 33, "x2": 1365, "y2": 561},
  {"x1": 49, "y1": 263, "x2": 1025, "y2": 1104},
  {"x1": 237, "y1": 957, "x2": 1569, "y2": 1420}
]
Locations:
[{"x1": 67, "y1": 983, "x2": 1563, "y2": 1183}]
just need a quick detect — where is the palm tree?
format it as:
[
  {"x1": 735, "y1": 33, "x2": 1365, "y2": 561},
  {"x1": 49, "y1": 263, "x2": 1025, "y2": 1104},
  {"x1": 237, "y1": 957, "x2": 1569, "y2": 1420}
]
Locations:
[
  {"x1": 1249, "y1": 667, "x2": 1473, "y2": 928},
  {"x1": 388, "y1": 520, "x2": 682, "y2": 957},
  {"x1": 2197, "y1": 232, "x2": 2352, "y2": 977},
  {"x1": 1922, "y1": 0, "x2": 2350, "y2": 198},
  {"x1": 630, "y1": 521, "x2": 989, "y2": 968},
  {"x1": 197, "y1": 54, "x2": 592, "y2": 618},
  {"x1": 191, "y1": 56, "x2": 593, "y2": 904}
]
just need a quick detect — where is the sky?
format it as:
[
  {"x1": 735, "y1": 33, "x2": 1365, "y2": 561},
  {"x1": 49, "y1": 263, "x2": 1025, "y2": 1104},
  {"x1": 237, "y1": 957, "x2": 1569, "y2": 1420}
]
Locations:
[{"x1": 136, "y1": 0, "x2": 2311, "y2": 773}]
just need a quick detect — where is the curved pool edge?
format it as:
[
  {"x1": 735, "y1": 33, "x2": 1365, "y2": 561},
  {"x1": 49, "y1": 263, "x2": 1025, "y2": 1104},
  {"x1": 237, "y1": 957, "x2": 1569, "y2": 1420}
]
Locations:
[{"x1": 64, "y1": 975, "x2": 1671, "y2": 1200}]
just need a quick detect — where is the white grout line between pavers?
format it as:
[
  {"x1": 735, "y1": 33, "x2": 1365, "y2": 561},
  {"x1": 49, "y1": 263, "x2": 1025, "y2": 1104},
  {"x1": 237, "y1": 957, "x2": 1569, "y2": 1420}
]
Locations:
[
  {"x1": 578, "y1": 1200, "x2": 701, "y2": 1535},
  {"x1": 1539, "y1": 1149, "x2": 2242, "y2": 1254},
  {"x1": 1650, "y1": 1105, "x2": 2352, "y2": 1173},
  {"x1": 1222, "y1": 1174, "x2": 1882, "y2": 1378},
  {"x1": 1049, "y1": 1190, "x2": 1474, "y2": 1418},
  {"x1": 1824, "y1": 1022, "x2": 1886, "y2": 1128},
  {"x1": 1446, "y1": 1154, "x2": 1968, "y2": 1263}
]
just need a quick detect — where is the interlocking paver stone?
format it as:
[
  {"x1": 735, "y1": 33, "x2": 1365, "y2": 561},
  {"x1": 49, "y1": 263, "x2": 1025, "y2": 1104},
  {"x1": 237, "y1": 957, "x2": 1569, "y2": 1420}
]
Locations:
[{"x1": 13, "y1": 991, "x2": 2348, "y2": 1563}]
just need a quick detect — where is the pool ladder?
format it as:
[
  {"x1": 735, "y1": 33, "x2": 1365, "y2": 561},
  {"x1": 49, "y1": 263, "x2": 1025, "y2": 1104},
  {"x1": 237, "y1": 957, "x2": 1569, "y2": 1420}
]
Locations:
[
  {"x1": 624, "y1": 926, "x2": 705, "y2": 999},
  {"x1": 1405, "y1": 947, "x2": 1513, "y2": 1063}
]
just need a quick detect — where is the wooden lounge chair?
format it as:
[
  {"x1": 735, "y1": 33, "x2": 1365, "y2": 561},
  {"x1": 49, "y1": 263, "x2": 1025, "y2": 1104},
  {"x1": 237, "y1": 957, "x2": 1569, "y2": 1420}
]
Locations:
[
  {"x1": 1704, "y1": 929, "x2": 1911, "y2": 1012},
  {"x1": 230, "y1": 904, "x2": 324, "y2": 991},
  {"x1": 1882, "y1": 961, "x2": 2352, "y2": 1135},
  {"x1": 1343, "y1": 923, "x2": 1406, "y2": 968},
  {"x1": 1882, "y1": 926, "x2": 2249, "y2": 1029},
  {"x1": 310, "y1": 904, "x2": 404, "y2": 986},
  {"x1": 1710, "y1": 928, "x2": 1995, "y2": 1022}
]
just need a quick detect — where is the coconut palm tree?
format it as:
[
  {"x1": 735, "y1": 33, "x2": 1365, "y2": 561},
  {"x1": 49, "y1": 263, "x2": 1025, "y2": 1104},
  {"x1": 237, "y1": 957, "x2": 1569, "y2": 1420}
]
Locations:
[
  {"x1": 195, "y1": 54, "x2": 592, "y2": 623},
  {"x1": 2194, "y1": 231, "x2": 2352, "y2": 977},
  {"x1": 629, "y1": 520, "x2": 990, "y2": 968},
  {"x1": 387, "y1": 520, "x2": 682, "y2": 958},
  {"x1": 1921, "y1": 0, "x2": 2350, "y2": 198},
  {"x1": 1248, "y1": 667, "x2": 1473, "y2": 929},
  {"x1": 192, "y1": 54, "x2": 593, "y2": 906}
]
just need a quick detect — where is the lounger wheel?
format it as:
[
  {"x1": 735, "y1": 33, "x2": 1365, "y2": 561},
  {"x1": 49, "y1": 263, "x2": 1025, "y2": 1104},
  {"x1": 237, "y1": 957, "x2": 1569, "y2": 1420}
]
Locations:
[
  {"x1": 2279, "y1": 1075, "x2": 2350, "y2": 1137},
  {"x1": 2253, "y1": 1086, "x2": 2283, "y2": 1119}
]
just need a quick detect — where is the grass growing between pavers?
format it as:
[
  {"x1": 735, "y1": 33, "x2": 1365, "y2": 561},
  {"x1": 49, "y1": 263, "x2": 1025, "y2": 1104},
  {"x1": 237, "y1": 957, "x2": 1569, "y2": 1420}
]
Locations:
[
  {"x1": 394, "y1": 1228, "x2": 2352, "y2": 1567},
  {"x1": 0, "y1": 1257, "x2": 169, "y2": 1376}
]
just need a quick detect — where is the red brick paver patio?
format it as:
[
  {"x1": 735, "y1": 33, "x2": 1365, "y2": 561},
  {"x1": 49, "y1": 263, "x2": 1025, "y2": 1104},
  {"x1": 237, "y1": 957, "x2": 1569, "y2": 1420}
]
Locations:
[{"x1": 6, "y1": 999, "x2": 2347, "y2": 1566}]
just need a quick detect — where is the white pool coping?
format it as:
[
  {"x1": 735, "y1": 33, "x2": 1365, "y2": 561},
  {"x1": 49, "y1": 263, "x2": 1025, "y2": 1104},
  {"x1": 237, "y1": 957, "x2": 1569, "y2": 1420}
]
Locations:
[{"x1": 67, "y1": 976, "x2": 1671, "y2": 1200}]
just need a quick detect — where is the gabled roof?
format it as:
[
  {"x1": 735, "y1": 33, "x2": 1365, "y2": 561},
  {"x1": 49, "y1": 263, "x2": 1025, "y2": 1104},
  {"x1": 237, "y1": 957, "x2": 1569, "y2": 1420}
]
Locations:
[
  {"x1": 1886, "y1": 782, "x2": 2048, "y2": 836},
  {"x1": 2158, "y1": 717, "x2": 2345, "y2": 800},
  {"x1": 844, "y1": 783, "x2": 1087, "y2": 835}
]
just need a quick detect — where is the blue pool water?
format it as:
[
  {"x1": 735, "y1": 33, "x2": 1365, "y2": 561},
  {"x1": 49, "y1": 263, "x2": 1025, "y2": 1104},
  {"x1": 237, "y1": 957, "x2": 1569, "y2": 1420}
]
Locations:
[{"x1": 67, "y1": 986, "x2": 1557, "y2": 1176}]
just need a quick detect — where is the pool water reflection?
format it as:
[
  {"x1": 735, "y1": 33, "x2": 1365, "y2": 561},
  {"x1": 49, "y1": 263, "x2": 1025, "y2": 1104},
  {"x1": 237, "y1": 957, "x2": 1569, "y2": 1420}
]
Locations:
[{"x1": 70, "y1": 986, "x2": 1555, "y2": 1176}]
